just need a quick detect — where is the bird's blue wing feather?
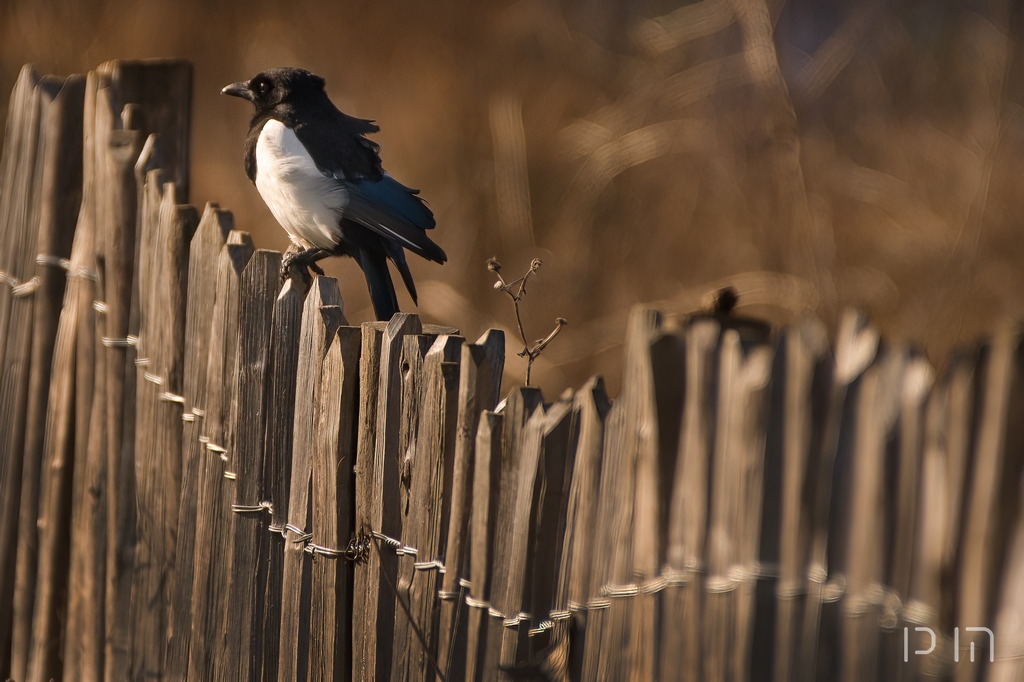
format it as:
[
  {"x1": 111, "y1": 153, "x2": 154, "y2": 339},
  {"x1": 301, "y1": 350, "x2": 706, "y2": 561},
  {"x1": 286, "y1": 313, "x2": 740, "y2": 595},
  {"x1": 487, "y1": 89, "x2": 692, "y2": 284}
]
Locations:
[
  {"x1": 342, "y1": 175, "x2": 447, "y2": 263},
  {"x1": 349, "y1": 175, "x2": 436, "y2": 230}
]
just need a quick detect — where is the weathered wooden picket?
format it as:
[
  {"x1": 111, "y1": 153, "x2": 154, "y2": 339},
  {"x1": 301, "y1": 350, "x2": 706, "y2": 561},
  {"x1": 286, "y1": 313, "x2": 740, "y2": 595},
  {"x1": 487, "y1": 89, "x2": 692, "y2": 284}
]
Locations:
[{"x1": 1, "y1": 60, "x2": 1023, "y2": 682}]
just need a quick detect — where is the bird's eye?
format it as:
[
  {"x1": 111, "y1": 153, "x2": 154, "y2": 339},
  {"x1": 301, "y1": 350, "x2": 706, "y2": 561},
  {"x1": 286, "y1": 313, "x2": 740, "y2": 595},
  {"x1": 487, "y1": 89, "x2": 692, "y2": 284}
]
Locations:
[{"x1": 252, "y1": 79, "x2": 270, "y2": 95}]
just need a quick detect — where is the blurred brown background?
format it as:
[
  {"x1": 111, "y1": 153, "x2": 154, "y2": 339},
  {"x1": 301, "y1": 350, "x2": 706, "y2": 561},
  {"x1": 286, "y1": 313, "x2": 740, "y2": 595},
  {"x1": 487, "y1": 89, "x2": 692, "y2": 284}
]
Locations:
[{"x1": 2, "y1": 0, "x2": 1023, "y2": 394}]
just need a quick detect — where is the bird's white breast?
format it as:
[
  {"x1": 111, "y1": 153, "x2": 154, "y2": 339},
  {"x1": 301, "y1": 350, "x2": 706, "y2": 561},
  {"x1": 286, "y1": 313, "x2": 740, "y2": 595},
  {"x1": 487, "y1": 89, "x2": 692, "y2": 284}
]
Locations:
[{"x1": 254, "y1": 119, "x2": 348, "y2": 250}]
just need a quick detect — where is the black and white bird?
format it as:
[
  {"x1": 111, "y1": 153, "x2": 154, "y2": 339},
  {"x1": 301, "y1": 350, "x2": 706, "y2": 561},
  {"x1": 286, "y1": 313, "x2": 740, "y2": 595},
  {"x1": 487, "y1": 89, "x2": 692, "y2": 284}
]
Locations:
[{"x1": 221, "y1": 67, "x2": 446, "y2": 320}]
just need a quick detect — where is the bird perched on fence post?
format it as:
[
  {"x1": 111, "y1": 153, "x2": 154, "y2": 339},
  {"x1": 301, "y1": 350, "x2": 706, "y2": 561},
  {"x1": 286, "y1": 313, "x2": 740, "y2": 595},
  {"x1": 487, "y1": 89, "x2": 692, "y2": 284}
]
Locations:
[{"x1": 222, "y1": 67, "x2": 446, "y2": 320}]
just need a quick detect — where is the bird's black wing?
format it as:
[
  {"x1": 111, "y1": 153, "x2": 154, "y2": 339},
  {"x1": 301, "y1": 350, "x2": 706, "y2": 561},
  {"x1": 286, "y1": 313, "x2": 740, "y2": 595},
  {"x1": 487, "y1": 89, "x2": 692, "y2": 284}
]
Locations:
[{"x1": 290, "y1": 108, "x2": 447, "y2": 265}]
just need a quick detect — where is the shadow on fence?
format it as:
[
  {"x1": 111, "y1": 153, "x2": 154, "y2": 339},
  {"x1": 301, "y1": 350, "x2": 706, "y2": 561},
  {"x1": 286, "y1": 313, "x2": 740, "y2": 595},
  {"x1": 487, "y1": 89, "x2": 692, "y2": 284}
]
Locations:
[{"x1": 1, "y1": 60, "x2": 1023, "y2": 682}]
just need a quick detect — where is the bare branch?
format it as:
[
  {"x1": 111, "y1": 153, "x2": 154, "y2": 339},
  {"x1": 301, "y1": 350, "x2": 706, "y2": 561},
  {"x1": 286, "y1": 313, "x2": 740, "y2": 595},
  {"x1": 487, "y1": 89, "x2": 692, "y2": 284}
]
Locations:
[{"x1": 488, "y1": 258, "x2": 566, "y2": 386}]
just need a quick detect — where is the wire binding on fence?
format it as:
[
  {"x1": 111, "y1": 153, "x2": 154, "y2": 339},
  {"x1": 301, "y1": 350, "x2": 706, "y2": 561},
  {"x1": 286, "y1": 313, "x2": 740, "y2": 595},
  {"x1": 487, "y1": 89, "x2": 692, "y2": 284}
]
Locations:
[
  {"x1": 213, "y1": 466, "x2": 869, "y2": 649},
  {"x1": 231, "y1": 500, "x2": 273, "y2": 515},
  {"x1": 102, "y1": 335, "x2": 138, "y2": 348},
  {"x1": 12, "y1": 277, "x2": 39, "y2": 297},
  {"x1": 0, "y1": 254, "x2": 79, "y2": 298},
  {"x1": 412, "y1": 559, "x2": 446, "y2": 572},
  {"x1": 35, "y1": 254, "x2": 71, "y2": 270}
]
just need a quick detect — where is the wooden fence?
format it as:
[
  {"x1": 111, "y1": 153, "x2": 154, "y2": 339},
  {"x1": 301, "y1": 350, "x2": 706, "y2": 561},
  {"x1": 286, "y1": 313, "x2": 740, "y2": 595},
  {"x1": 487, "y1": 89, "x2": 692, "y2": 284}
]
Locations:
[{"x1": 1, "y1": 60, "x2": 1023, "y2": 682}]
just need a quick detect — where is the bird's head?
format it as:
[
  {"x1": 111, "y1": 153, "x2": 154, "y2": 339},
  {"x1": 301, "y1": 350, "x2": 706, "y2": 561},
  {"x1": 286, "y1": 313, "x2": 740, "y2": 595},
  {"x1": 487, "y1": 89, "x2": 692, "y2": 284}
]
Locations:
[{"x1": 221, "y1": 67, "x2": 327, "y2": 114}]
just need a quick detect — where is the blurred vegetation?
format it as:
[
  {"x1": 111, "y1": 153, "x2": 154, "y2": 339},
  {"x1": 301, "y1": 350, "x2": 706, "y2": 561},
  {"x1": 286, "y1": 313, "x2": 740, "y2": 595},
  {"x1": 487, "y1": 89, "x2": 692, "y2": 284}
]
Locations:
[{"x1": 2, "y1": 0, "x2": 1023, "y2": 393}]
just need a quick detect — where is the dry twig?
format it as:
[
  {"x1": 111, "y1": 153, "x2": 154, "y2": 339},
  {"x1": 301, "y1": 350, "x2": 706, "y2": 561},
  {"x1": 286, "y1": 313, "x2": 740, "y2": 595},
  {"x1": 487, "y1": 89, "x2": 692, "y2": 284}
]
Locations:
[{"x1": 488, "y1": 257, "x2": 567, "y2": 386}]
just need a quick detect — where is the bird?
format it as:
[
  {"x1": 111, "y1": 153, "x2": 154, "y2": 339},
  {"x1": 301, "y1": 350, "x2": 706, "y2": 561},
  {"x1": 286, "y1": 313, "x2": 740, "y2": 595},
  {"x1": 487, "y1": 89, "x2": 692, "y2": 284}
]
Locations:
[{"x1": 221, "y1": 67, "x2": 446, "y2": 320}]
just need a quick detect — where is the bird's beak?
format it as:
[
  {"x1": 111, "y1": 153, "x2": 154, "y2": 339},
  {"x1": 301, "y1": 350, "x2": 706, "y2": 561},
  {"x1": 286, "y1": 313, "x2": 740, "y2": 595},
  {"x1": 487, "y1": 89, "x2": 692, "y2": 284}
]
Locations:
[{"x1": 221, "y1": 81, "x2": 252, "y2": 100}]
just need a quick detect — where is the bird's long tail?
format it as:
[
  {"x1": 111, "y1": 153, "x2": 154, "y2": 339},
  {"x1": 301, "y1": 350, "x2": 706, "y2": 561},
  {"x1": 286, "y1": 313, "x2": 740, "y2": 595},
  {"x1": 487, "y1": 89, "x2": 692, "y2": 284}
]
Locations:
[{"x1": 358, "y1": 246, "x2": 399, "y2": 321}]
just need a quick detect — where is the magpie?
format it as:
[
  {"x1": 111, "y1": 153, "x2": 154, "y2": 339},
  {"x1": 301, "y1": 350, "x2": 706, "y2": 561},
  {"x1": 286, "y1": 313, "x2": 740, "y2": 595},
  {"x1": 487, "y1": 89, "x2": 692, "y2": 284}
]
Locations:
[{"x1": 221, "y1": 67, "x2": 446, "y2": 320}]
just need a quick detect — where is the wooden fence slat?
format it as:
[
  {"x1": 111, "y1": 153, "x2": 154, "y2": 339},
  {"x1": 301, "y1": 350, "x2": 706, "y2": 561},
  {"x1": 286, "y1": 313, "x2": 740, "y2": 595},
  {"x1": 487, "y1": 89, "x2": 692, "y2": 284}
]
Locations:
[
  {"x1": 480, "y1": 387, "x2": 543, "y2": 680},
  {"x1": 955, "y1": 325, "x2": 1024, "y2": 682},
  {"x1": 0, "y1": 67, "x2": 46, "y2": 677},
  {"x1": 466, "y1": 411, "x2": 504, "y2": 680},
  {"x1": 628, "y1": 317, "x2": 679, "y2": 682},
  {"x1": 392, "y1": 335, "x2": 463, "y2": 682},
  {"x1": 258, "y1": 273, "x2": 311, "y2": 682},
  {"x1": 184, "y1": 230, "x2": 254, "y2": 681},
  {"x1": 554, "y1": 376, "x2": 611, "y2": 680},
  {"x1": 352, "y1": 320, "x2": 385, "y2": 680},
  {"x1": 728, "y1": 333, "x2": 773, "y2": 682},
  {"x1": 308, "y1": 325, "x2": 361, "y2": 681},
  {"x1": 876, "y1": 353, "x2": 932, "y2": 678},
  {"x1": 164, "y1": 203, "x2": 233, "y2": 680},
  {"x1": 96, "y1": 93, "x2": 146, "y2": 682},
  {"x1": 10, "y1": 77, "x2": 74, "y2": 682},
  {"x1": 704, "y1": 328, "x2": 743, "y2": 682},
  {"x1": 799, "y1": 310, "x2": 879, "y2": 681},
  {"x1": 591, "y1": 308, "x2": 661, "y2": 681},
  {"x1": 904, "y1": 355, "x2": 975, "y2": 678},
  {"x1": 277, "y1": 277, "x2": 346, "y2": 682},
  {"x1": 20, "y1": 73, "x2": 86, "y2": 682},
  {"x1": 219, "y1": 249, "x2": 282, "y2": 681},
  {"x1": 353, "y1": 313, "x2": 422, "y2": 681},
  {"x1": 835, "y1": 346, "x2": 904, "y2": 682},
  {"x1": 61, "y1": 70, "x2": 104, "y2": 682},
  {"x1": 990, "y1": 456, "x2": 1024, "y2": 681},
  {"x1": 437, "y1": 329, "x2": 505, "y2": 679},
  {"x1": 657, "y1": 318, "x2": 718, "y2": 681},
  {"x1": 496, "y1": 405, "x2": 549, "y2": 674},
  {"x1": 519, "y1": 398, "x2": 576, "y2": 673},
  {"x1": 129, "y1": 175, "x2": 197, "y2": 681},
  {"x1": 766, "y1": 319, "x2": 829, "y2": 682}
]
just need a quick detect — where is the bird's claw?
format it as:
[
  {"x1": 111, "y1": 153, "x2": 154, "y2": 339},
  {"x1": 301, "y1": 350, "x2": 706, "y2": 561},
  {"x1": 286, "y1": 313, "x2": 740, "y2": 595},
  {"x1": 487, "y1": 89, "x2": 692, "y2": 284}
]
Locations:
[{"x1": 280, "y1": 248, "x2": 324, "y2": 283}]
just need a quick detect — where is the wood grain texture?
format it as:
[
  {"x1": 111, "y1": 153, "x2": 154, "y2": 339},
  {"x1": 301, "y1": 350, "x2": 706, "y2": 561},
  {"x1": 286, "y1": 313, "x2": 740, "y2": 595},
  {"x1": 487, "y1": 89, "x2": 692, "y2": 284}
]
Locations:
[
  {"x1": 259, "y1": 272, "x2": 310, "y2": 682},
  {"x1": 392, "y1": 335, "x2": 463, "y2": 682},
  {"x1": 308, "y1": 325, "x2": 360, "y2": 682},
  {"x1": 62, "y1": 70, "x2": 105, "y2": 682},
  {"x1": 592, "y1": 308, "x2": 661, "y2": 682},
  {"x1": 352, "y1": 320, "x2": 385, "y2": 682},
  {"x1": 129, "y1": 176, "x2": 197, "y2": 681},
  {"x1": 184, "y1": 230, "x2": 254, "y2": 681},
  {"x1": 20, "y1": 74, "x2": 85, "y2": 682},
  {"x1": 277, "y1": 277, "x2": 345, "y2": 682},
  {"x1": 437, "y1": 329, "x2": 505, "y2": 679},
  {"x1": 164, "y1": 204, "x2": 232, "y2": 680},
  {"x1": 465, "y1": 411, "x2": 504, "y2": 680},
  {"x1": 219, "y1": 249, "x2": 281, "y2": 681},
  {"x1": 353, "y1": 313, "x2": 422, "y2": 681},
  {"x1": 0, "y1": 67, "x2": 46, "y2": 678},
  {"x1": 480, "y1": 387, "x2": 543, "y2": 680},
  {"x1": 555, "y1": 377, "x2": 611, "y2": 681}
]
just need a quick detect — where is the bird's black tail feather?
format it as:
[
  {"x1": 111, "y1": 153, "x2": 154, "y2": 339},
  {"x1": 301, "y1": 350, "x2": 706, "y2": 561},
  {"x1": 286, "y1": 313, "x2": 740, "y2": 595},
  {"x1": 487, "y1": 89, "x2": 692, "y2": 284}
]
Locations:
[
  {"x1": 358, "y1": 246, "x2": 399, "y2": 321},
  {"x1": 384, "y1": 240, "x2": 418, "y2": 304}
]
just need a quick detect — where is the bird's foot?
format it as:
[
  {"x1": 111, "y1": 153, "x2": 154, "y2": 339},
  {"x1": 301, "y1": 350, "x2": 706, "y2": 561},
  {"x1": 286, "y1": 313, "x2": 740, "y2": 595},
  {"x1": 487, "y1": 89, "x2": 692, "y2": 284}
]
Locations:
[{"x1": 280, "y1": 247, "x2": 327, "y2": 282}]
